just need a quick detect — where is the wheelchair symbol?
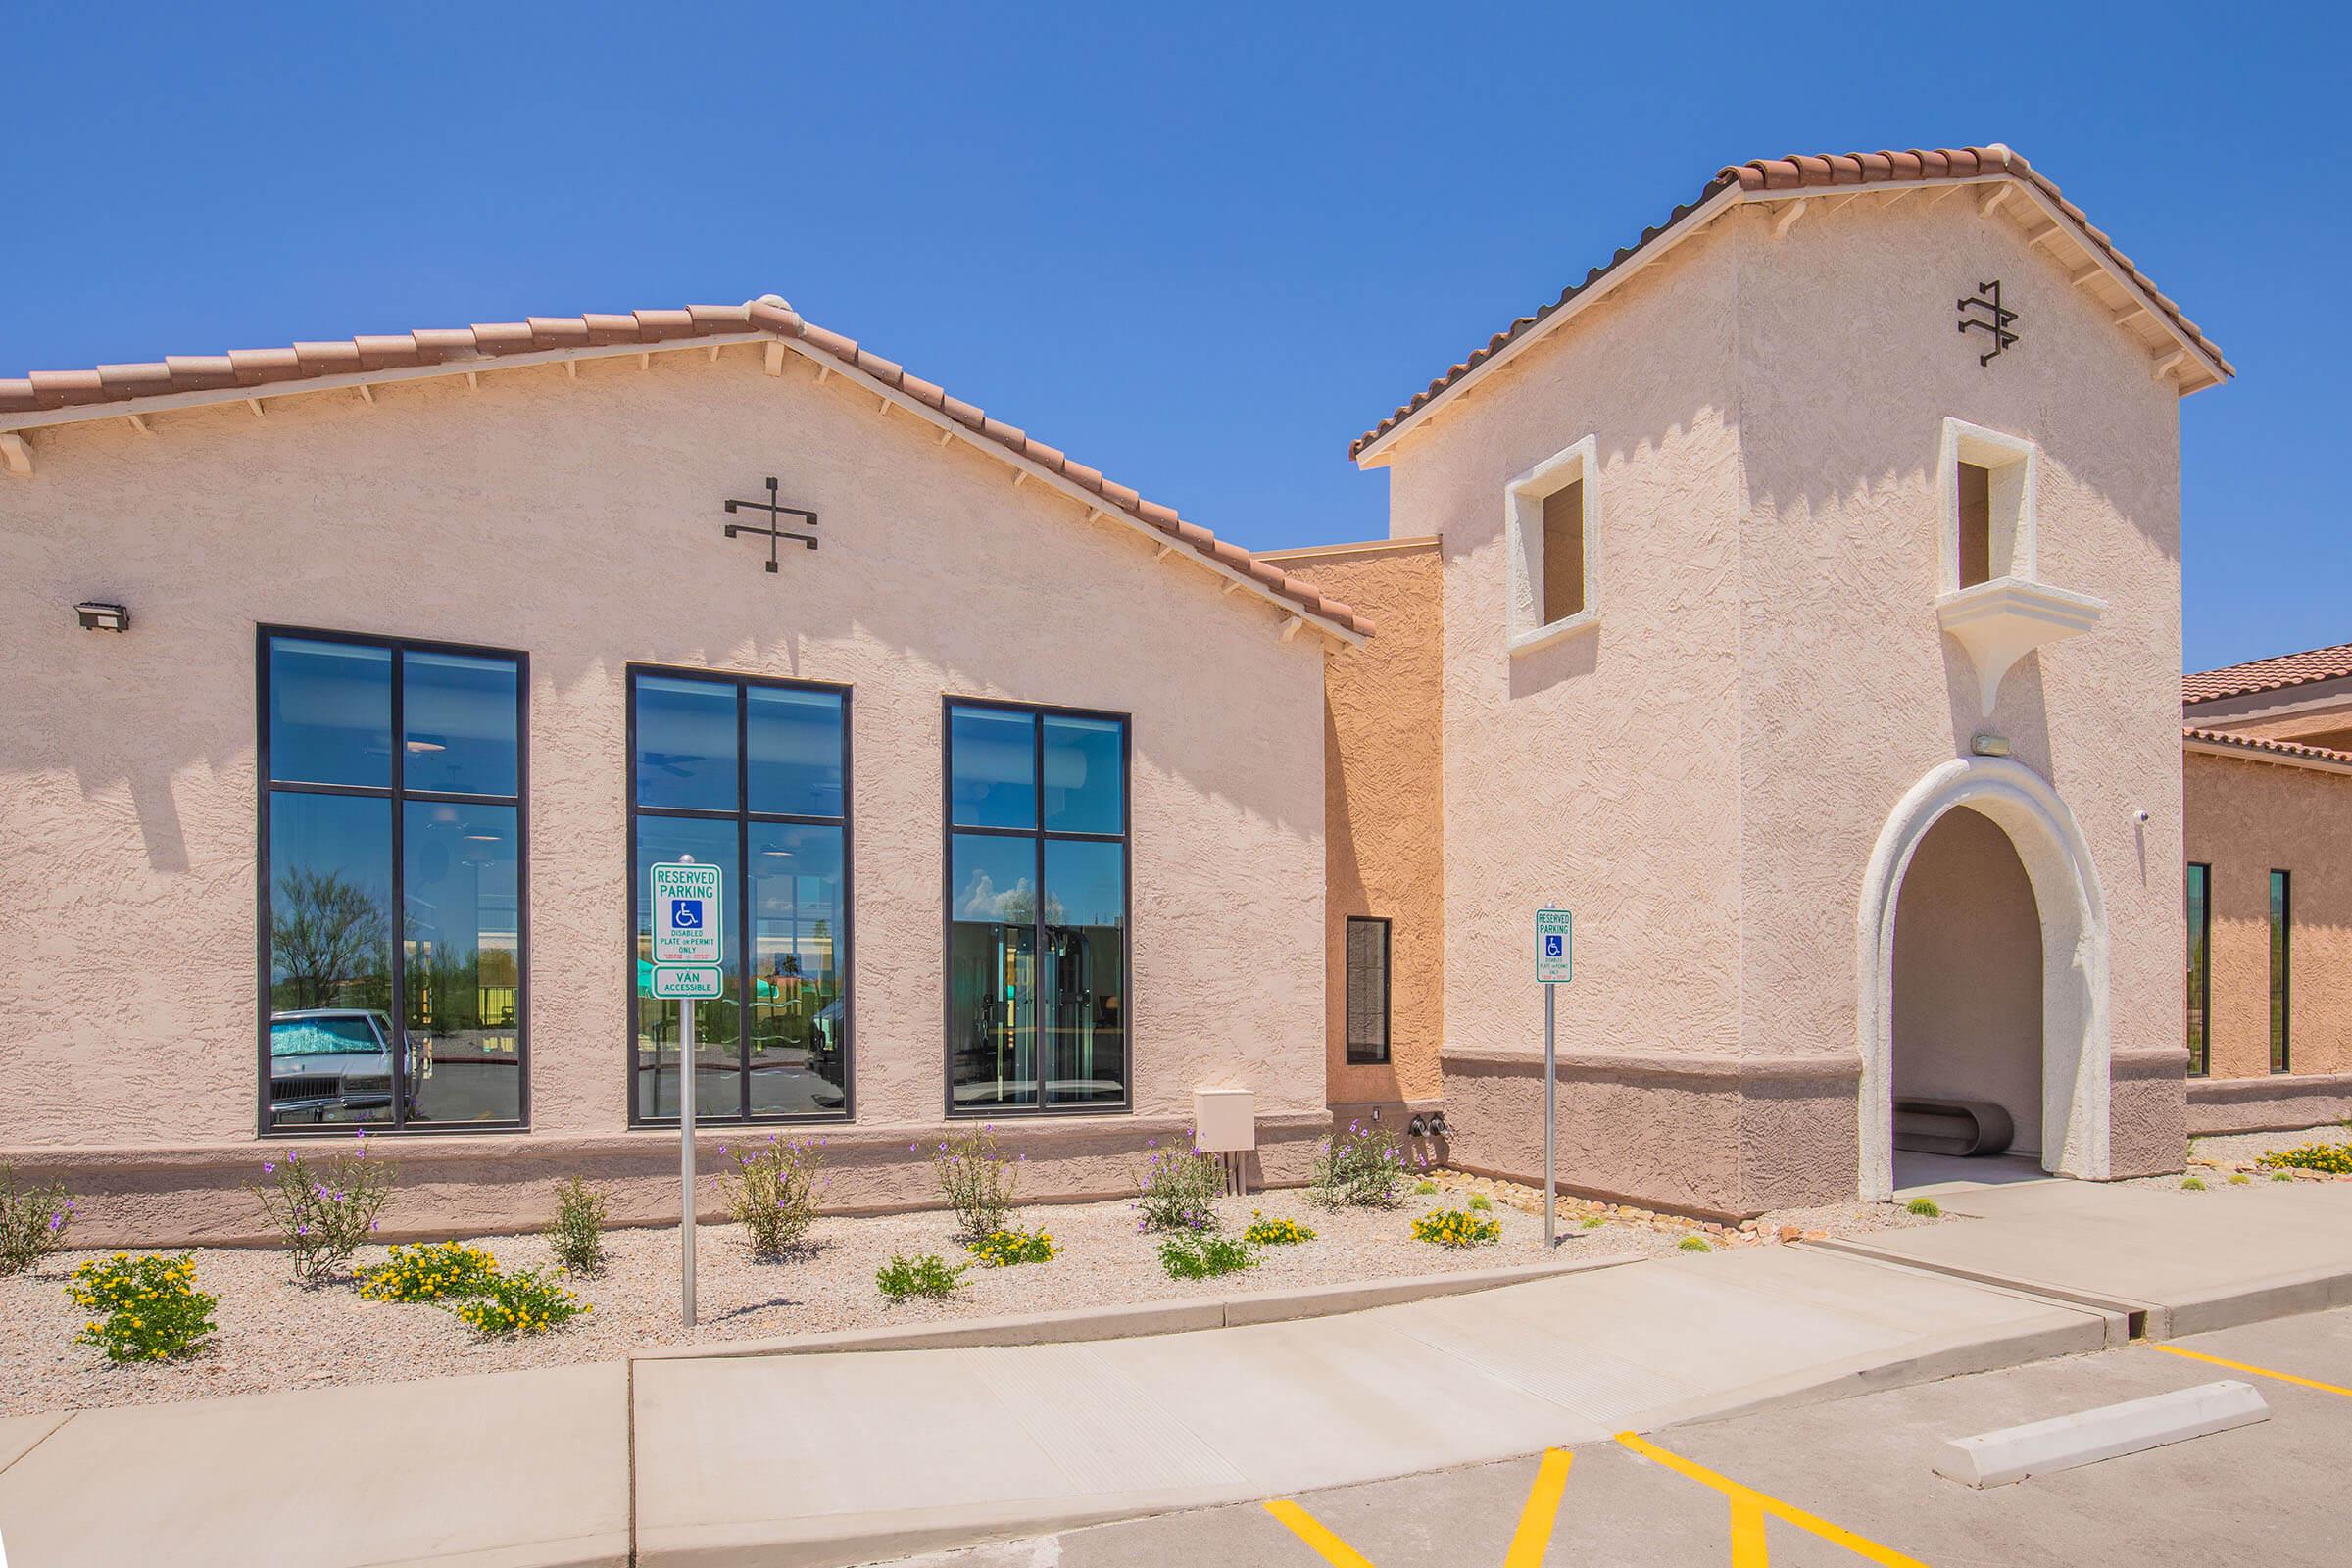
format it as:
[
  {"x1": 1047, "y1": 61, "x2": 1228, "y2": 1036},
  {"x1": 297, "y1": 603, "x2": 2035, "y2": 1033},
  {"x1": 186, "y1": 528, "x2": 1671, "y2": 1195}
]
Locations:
[
  {"x1": 1544, "y1": 934, "x2": 1563, "y2": 957},
  {"x1": 671, "y1": 899, "x2": 704, "y2": 930}
]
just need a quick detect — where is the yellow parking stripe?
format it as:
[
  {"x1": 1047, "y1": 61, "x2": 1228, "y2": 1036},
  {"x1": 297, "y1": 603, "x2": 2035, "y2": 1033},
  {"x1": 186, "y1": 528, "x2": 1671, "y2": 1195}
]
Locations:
[
  {"x1": 1728, "y1": 1495, "x2": 1771, "y2": 1567},
  {"x1": 1615, "y1": 1432, "x2": 1933, "y2": 1567},
  {"x1": 1263, "y1": 1498, "x2": 1377, "y2": 1568},
  {"x1": 2154, "y1": 1344, "x2": 2352, "y2": 1396},
  {"x1": 1502, "y1": 1447, "x2": 1574, "y2": 1567}
]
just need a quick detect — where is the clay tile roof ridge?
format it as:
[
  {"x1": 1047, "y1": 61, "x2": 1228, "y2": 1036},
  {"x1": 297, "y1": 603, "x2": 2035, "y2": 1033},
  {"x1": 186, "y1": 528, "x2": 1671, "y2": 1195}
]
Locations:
[
  {"x1": 0, "y1": 300, "x2": 1368, "y2": 638},
  {"x1": 1351, "y1": 143, "x2": 2232, "y2": 459}
]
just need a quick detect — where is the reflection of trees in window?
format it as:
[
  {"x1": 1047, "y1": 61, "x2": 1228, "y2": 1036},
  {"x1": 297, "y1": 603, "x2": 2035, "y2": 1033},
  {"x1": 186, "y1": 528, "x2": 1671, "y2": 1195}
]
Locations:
[{"x1": 270, "y1": 868, "x2": 389, "y2": 1010}]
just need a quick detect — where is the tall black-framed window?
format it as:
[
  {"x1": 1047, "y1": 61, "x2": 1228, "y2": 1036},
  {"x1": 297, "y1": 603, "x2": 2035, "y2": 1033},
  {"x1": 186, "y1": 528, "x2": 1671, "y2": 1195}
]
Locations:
[
  {"x1": 2184, "y1": 863, "x2": 2210, "y2": 1079},
  {"x1": 258, "y1": 628, "x2": 527, "y2": 1134},
  {"x1": 944, "y1": 699, "x2": 1130, "y2": 1114},
  {"x1": 1345, "y1": 917, "x2": 1392, "y2": 1065},
  {"x1": 628, "y1": 667, "x2": 852, "y2": 1124},
  {"x1": 2270, "y1": 868, "x2": 2292, "y2": 1073}
]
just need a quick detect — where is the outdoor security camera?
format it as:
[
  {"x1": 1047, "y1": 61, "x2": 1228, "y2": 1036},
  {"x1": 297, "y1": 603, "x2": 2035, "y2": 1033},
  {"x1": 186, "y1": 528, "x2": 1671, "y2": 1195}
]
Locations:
[{"x1": 2133, "y1": 808, "x2": 2151, "y2": 824}]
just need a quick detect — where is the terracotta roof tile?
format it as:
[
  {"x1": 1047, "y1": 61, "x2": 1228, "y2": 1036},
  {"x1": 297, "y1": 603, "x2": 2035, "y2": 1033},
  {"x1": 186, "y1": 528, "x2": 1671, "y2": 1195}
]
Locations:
[
  {"x1": 2184, "y1": 725, "x2": 2352, "y2": 767},
  {"x1": 1352, "y1": 144, "x2": 2233, "y2": 459},
  {"x1": 0, "y1": 298, "x2": 1368, "y2": 636},
  {"x1": 2182, "y1": 642, "x2": 2352, "y2": 705}
]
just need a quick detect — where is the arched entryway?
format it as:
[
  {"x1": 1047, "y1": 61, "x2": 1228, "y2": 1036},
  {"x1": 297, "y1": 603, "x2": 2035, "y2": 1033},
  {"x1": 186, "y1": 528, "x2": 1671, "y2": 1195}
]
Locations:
[{"x1": 1856, "y1": 758, "x2": 2110, "y2": 1200}]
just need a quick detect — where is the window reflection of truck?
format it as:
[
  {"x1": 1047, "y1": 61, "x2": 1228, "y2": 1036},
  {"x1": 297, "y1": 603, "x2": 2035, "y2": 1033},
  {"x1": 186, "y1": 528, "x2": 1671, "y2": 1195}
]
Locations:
[{"x1": 268, "y1": 1009, "x2": 422, "y2": 1124}]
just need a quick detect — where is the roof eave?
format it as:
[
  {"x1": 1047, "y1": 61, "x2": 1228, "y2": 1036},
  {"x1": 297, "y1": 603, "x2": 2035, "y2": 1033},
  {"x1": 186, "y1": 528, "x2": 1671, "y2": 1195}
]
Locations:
[{"x1": 1351, "y1": 171, "x2": 2231, "y2": 468}]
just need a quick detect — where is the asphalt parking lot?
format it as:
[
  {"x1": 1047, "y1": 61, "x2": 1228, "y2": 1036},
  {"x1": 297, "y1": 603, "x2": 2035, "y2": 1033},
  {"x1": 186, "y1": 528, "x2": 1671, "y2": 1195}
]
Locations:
[{"x1": 888, "y1": 1304, "x2": 2352, "y2": 1566}]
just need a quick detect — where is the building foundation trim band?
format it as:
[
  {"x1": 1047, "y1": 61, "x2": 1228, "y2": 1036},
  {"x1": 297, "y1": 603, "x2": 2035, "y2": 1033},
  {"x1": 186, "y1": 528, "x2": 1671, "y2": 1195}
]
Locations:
[
  {"x1": 0, "y1": 1112, "x2": 1336, "y2": 1249},
  {"x1": 2187, "y1": 1071, "x2": 2352, "y2": 1135}
]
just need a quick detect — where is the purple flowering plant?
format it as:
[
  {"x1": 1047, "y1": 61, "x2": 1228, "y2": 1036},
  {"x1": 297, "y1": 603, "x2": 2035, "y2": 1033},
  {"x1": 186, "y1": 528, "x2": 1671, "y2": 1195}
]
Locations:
[
  {"x1": 716, "y1": 1135, "x2": 826, "y2": 1258},
  {"x1": 1309, "y1": 1122, "x2": 1412, "y2": 1210},
  {"x1": 251, "y1": 1131, "x2": 395, "y2": 1284},
  {"x1": 1131, "y1": 1133, "x2": 1225, "y2": 1235},
  {"x1": 0, "y1": 1162, "x2": 77, "y2": 1274},
  {"x1": 930, "y1": 1124, "x2": 1021, "y2": 1240}
]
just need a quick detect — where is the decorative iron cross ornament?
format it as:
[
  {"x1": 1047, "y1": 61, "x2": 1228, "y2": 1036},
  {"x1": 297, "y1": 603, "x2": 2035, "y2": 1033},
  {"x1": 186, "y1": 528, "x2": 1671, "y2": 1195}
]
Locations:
[
  {"x1": 1957, "y1": 279, "x2": 2019, "y2": 366},
  {"x1": 722, "y1": 478, "x2": 819, "y2": 571}
]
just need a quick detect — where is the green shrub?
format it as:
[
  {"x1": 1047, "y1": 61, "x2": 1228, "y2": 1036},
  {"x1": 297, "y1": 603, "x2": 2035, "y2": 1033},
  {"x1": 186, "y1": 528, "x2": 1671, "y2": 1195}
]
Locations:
[
  {"x1": 1243, "y1": 1212, "x2": 1316, "y2": 1246},
  {"x1": 1411, "y1": 1208, "x2": 1501, "y2": 1249},
  {"x1": 965, "y1": 1226, "x2": 1056, "y2": 1267},
  {"x1": 0, "y1": 1163, "x2": 75, "y2": 1275},
  {"x1": 1678, "y1": 1235, "x2": 1713, "y2": 1252},
  {"x1": 2257, "y1": 1142, "x2": 2352, "y2": 1176},
  {"x1": 252, "y1": 1135, "x2": 394, "y2": 1284},
  {"x1": 2229, "y1": 1173, "x2": 2252, "y2": 1187},
  {"x1": 1158, "y1": 1233, "x2": 1257, "y2": 1280},
  {"x1": 358, "y1": 1240, "x2": 500, "y2": 1304},
  {"x1": 2272, "y1": 1171, "x2": 2296, "y2": 1183},
  {"x1": 1466, "y1": 1192, "x2": 1494, "y2": 1212},
  {"x1": 1310, "y1": 1123, "x2": 1413, "y2": 1210},
  {"x1": 926, "y1": 1125, "x2": 1021, "y2": 1239},
  {"x1": 451, "y1": 1267, "x2": 588, "y2": 1337},
  {"x1": 1413, "y1": 1180, "x2": 1439, "y2": 1196},
  {"x1": 2180, "y1": 1177, "x2": 2207, "y2": 1191},
  {"x1": 877, "y1": 1253, "x2": 967, "y2": 1301},
  {"x1": 546, "y1": 1177, "x2": 610, "y2": 1276},
  {"x1": 67, "y1": 1253, "x2": 218, "y2": 1364},
  {"x1": 1905, "y1": 1198, "x2": 1942, "y2": 1217},
  {"x1": 718, "y1": 1135, "x2": 824, "y2": 1257},
  {"x1": 1580, "y1": 1215, "x2": 1605, "y2": 1230},
  {"x1": 1132, "y1": 1140, "x2": 1226, "y2": 1234}
]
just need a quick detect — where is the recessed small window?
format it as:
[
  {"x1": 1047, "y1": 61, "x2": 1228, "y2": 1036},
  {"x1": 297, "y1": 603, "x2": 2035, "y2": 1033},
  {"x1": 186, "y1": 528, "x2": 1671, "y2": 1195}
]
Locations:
[
  {"x1": 1504, "y1": 434, "x2": 1600, "y2": 653},
  {"x1": 1542, "y1": 479, "x2": 1587, "y2": 623},
  {"x1": 1345, "y1": 917, "x2": 1391, "y2": 1065},
  {"x1": 1939, "y1": 419, "x2": 2036, "y2": 593}
]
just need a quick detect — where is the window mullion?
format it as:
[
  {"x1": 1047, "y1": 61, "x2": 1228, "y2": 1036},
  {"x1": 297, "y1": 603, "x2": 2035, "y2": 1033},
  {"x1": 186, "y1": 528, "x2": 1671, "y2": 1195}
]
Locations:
[{"x1": 389, "y1": 649, "x2": 408, "y2": 1131}]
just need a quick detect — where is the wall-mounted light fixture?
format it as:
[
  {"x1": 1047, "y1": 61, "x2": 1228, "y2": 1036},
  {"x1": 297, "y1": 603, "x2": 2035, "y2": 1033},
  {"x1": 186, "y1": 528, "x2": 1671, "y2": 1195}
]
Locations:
[
  {"x1": 1970, "y1": 733, "x2": 2010, "y2": 758},
  {"x1": 74, "y1": 601, "x2": 128, "y2": 632}
]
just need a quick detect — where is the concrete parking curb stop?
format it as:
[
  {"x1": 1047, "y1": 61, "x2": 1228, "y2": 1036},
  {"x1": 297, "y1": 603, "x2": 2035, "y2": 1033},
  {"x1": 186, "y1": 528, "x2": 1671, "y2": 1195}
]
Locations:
[
  {"x1": 628, "y1": 1253, "x2": 1637, "y2": 1362},
  {"x1": 1932, "y1": 1379, "x2": 2271, "y2": 1488}
]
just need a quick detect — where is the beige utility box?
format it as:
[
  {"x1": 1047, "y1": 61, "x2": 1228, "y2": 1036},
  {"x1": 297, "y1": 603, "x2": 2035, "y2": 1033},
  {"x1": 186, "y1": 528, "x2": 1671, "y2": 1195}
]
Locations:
[{"x1": 1192, "y1": 1087, "x2": 1257, "y2": 1152}]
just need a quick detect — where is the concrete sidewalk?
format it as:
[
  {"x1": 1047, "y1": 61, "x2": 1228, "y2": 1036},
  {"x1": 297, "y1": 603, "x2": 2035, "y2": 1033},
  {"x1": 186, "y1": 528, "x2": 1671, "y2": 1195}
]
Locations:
[
  {"x1": 1816, "y1": 1176, "x2": 2352, "y2": 1336},
  {"x1": 5, "y1": 1180, "x2": 2349, "y2": 1568},
  {"x1": 627, "y1": 1245, "x2": 2111, "y2": 1567}
]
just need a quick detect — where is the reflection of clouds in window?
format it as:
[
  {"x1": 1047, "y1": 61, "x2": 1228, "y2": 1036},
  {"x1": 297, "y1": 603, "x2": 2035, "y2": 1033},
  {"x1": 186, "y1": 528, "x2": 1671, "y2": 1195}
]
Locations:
[{"x1": 956, "y1": 868, "x2": 1062, "y2": 923}]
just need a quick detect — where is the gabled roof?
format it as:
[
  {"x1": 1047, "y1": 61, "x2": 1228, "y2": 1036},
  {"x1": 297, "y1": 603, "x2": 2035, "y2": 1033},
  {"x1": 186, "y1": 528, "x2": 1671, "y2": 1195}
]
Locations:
[
  {"x1": 1352, "y1": 144, "x2": 2232, "y2": 462},
  {"x1": 0, "y1": 298, "x2": 1369, "y2": 639},
  {"x1": 2182, "y1": 641, "x2": 2352, "y2": 705},
  {"x1": 2184, "y1": 725, "x2": 2352, "y2": 772}
]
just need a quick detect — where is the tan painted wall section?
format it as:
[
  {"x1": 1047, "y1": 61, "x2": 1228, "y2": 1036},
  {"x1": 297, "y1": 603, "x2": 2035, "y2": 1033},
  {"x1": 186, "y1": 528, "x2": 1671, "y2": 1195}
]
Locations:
[
  {"x1": 2185, "y1": 751, "x2": 2352, "y2": 1080},
  {"x1": 1258, "y1": 540, "x2": 1446, "y2": 1110}
]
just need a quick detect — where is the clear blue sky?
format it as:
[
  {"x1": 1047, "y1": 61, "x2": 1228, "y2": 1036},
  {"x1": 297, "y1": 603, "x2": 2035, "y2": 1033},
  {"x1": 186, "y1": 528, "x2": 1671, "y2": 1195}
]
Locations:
[{"x1": 5, "y1": 3, "x2": 2340, "y2": 671}]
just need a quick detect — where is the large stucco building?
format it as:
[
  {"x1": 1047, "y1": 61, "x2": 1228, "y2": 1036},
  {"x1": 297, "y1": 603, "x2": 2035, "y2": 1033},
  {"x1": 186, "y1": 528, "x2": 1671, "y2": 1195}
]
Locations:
[{"x1": 1, "y1": 144, "x2": 2338, "y2": 1241}]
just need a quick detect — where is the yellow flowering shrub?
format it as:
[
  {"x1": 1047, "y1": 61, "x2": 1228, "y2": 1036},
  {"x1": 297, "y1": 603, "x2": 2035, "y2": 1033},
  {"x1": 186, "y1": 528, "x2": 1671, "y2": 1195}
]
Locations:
[
  {"x1": 1243, "y1": 1212, "x2": 1316, "y2": 1246},
  {"x1": 2257, "y1": 1142, "x2": 2352, "y2": 1176},
  {"x1": 1410, "y1": 1208, "x2": 1500, "y2": 1249},
  {"x1": 357, "y1": 1241, "x2": 500, "y2": 1303},
  {"x1": 66, "y1": 1253, "x2": 218, "y2": 1364},
  {"x1": 452, "y1": 1266, "x2": 588, "y2": 1338},
  {"x1": 964, "y1": 1227, "x2": 1056, "y2": 1267}
]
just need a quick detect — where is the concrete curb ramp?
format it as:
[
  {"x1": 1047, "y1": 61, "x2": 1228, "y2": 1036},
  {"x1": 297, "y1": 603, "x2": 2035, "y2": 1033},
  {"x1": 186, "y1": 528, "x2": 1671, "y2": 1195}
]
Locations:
[{"x1": 627, "y1": 1246, "x2": 2120, "y2": 1568}]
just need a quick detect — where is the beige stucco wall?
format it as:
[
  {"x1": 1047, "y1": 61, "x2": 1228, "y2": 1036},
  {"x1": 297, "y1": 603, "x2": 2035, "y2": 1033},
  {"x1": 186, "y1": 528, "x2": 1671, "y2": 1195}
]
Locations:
[
  {"x1": 1375, "y1": 186, "x2": 2191, "y2": 1212},
  {"x1": 1257, "y1": 539, "x2": 1446, "y2": 1117},
  {"x1": 1890, "y1": 807, "x2": 2044, "y2": 1152},
  {"x1": 0, "y1": 348, "x2": 1331, "y2": 1241},
  {"x1": 1734, "y1": 194, "x2": 2190, "y2": 1190},
  {"x1": 2184, "y1": 751, "x2": 2352, "y2": 1112}
]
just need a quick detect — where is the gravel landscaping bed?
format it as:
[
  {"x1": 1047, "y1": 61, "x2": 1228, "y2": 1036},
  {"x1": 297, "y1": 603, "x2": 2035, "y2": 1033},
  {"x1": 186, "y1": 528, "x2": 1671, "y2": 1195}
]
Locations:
[
  {"x1": 2186, "y1": 1122, "x2": 2352, "y2": 1171},
  {"x1": 1, "y1": 1175, "x2": 1954, "y2": 1419}
]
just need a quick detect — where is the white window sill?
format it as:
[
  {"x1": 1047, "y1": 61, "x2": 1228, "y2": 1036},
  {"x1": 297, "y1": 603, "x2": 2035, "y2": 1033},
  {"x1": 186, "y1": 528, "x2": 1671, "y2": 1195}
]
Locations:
[
  {"x1": 1935, "y1": 575, "x2": 2106, "y2": 717},
  {"x1": 1508, "y1": 610, "x2": 1599, "y2": 657}
]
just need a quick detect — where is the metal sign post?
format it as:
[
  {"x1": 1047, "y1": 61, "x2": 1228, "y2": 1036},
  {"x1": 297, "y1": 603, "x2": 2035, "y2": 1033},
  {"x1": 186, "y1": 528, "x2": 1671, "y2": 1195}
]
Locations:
[
  {"x1": 651, "y1": 858, "x2": 723, "y2": 1329},
  {"x1": 1535, "y1": 906, "x2": 1574, "y2": 1250}
]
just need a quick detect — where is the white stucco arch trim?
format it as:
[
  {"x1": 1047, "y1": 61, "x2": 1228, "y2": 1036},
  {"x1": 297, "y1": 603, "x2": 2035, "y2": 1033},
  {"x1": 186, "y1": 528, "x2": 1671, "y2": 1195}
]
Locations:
[{"x1": 1857, "y1": 757, "x2": 2110, "y2": 1200}]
